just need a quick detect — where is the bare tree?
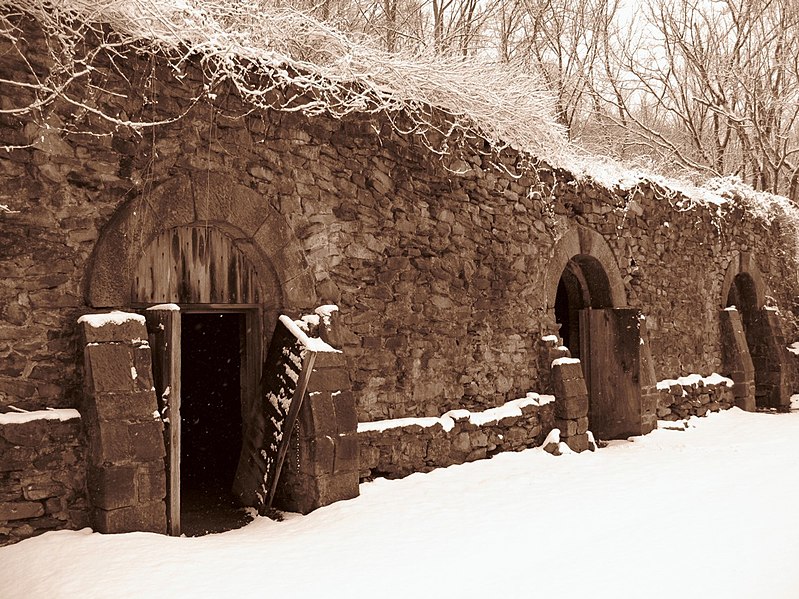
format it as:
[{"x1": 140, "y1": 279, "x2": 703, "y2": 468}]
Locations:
[{"x1": 598, "y1": 0, "x2": 799, "y2": 200}]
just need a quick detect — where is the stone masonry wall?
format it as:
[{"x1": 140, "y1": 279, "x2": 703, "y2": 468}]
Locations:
[
  {"x1": 0, "y1": 410, "x2": 87, "y2": 546},
  {"x1": 656, "y1": 375, "x2": 736, "y2": 421},
  {"x1": 1, "y1": 17, "x2": 797, "y2": 429},
  {"x1": 358, "y1": 394, "x2": 555, "y2": 481}
]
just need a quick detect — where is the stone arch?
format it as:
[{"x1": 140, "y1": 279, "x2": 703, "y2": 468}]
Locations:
[
  {"x1": 544, "y1": 226, "x2": 627, "y2": 313},
  {"x1": 720, "y1": 252, "x2": 768, "y2": 311},
  {"x1": 721, "y1": 252, "x2": 790, "y2": 409},
  {"x1": 81, "y1": 173, "x2": 350, "y2": 532},
  {"x1": 85, "y1": 173, "x2": 316, "y2": 311},
  {"x1": 544, "y1": 227, "x2": 626, "y2": 357}
]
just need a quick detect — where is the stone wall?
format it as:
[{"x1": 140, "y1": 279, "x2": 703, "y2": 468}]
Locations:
[
  {"x1": 656, "y1": 375, "x2": 736, "y2": 421},
  {"x1": 358, "y1": 394, "x2": 555, "y2": 481},
  {"x1": 0, "y1": 19, "x2": 797, "y2": 435},
  {"x1": 0, "y1": 410, "x2": 87, "y2": 546}
]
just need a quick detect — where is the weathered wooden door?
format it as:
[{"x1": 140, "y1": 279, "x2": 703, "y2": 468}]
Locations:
[
  {"x1": 579, "y1": 308, "x2": 643, "y2": 440},
  {"x1": 144, "y1": 305, "x2": 181, "y2": 536}
]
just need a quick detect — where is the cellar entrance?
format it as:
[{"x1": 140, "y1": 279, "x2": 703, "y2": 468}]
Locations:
[{"x1": 180, "y1": 312, "x2": 251, "y2": 536}]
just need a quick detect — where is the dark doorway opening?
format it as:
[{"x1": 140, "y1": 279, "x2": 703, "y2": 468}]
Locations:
[
  {"x1": 180, "y1": 312, "x2": 251, "y2": 536},
  {"x1": 555, "y1": 255, "x2": 614, "y2": 358},
  {"x1": 725, "y1": 273, "x2": 781, "y2": 409}
]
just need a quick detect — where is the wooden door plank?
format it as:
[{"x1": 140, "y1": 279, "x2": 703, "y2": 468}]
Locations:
[{"x1": 145, "y1": 306, "x2": 181, "y2": 537}]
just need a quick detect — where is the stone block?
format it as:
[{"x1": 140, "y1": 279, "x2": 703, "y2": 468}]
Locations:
[
  {"x1": 305, "y1": 435, "x2": 335, "y2": 476},
  {"x1": 0, "y1": 446, "x2": 36, "y2": 472},
  {"x1": 89, "y1": 421, "x2": 131, "y2": 464},
  {"x1": 21, "y1": 479, "x2": 65, "y2": 501},
  {"x1": 92, "y1": 391, "x2": 159, "y2": 422},
  {"x1": 556, "y1": 377, "x2": 588, "y2": 399},
  {"x1": 0, "y1": 420, "x2": 48, "y2": 446},
  {"x1": 306, "y1": 367, "x2": 351, "y2": 393},
  {"x1": 551, "y1": 361, "x2": 584, "y2": 385},
  {"x1": 564, "y1": 433, "x2": 590, "y2": 453},
  {"x1": 0, "y1": 501, "x2": 45, "y2": 521},
  {"x1": 88, "y1": 465, "x2": 137, "y2": 510},
  {"x1": 136, "y1": 463, "x2": 166, "y2": 503},
  {"x1": 92, "y1": 501, "x2": 166, "y2": 534},
  {"x1": 554, "y1": 419, "x2": 578, "y2": 437},
  {"x1": 129, "y1": 422, "x2": 165, "y2": 461},
  {"x1": 334, "y1": 434, "x2": 359, "y2": 475},
  {"x1": 555, "y1": 395, "x2": 588, "y2": 420},
  {"x1": 332, "y1": 391, "x2": 357, "y2": 434},
  {"x1": 84, "y1": 344, "x2": 139, "y2": 393},
  {"x1": 79, "y1": 315, "x2": 148, "y2": 345},
  {"x1": 576, "y1": 417, "x2": 589, "y2": 435},
  {"x1": 300, "y1": 391, "x2": 337, "y2": 438}
]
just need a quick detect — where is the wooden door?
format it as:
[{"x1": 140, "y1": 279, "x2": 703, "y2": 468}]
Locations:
[
  {"x1": 144, "y1": 305, "x2": 181, "y2": 536},
  {"x1": 579, "y1": 308, "x2": 643, "y2": 440}
]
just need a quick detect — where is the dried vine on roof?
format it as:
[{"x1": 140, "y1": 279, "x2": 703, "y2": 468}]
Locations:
[{"x1": 0, "y1": 0, "x2": 567, "y2": 157}]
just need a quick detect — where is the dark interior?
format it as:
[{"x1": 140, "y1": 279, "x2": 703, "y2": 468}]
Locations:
[{"x1": 180, "y1": 312, "x2": 250, "y2": 535}]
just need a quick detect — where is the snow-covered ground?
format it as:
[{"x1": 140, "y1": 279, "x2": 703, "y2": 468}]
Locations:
[{"x1": 1, "y1": 408, "x2": 798, "y2": 599}]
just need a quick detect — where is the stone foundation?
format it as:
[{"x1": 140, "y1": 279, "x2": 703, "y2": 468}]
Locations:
[{"x1": 0, "y1": 410, "x2": 87, "y2": 546}]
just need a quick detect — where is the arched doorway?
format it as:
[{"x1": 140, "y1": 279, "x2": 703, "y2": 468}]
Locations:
[
  {"x1": 135, "y1": 225, "x2": 271, "y2": 536},
  {"x1": 554, "y1": 254, "x2": 614, "y2": 359},
  {"x1": 546, "y1": 227, "x2": 650, "y2": 440},
  {"x1": 723, "y1": 264, "x2": 789, "y2": 410}
]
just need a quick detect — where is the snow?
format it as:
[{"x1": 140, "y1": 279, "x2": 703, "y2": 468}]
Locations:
[
  {"x1": 77, "y1": 311, "x2": 145, "y2": 327},
  {"x1": 357, "y1": 393, "x2": 555, "y2": 433},
  {"x1": 552, "y1": 357, "x2": 580, "y2": 366},
  {"x1": 0, "y1": 408, "x2": 80, "y2": 425},
  {"x1": 278, "y1": 315, "x2": 340, "y2": 353},
  {"x1": 540, "y1": 334, "x2": 559, "y2": 343},
  {"x1": 656, "y1": 373, "x2": 733, "y2": 391},
  {"x1": 1, "y1": 409, "x2": 798, "y2": 598},
  {"x1": 788, "y1": 342, "x2": 799, "y2": 356},
  {"x1": 146, "y1": 304, "x2": 180, "y2": 311}
]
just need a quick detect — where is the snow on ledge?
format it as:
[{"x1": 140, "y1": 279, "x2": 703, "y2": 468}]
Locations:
[
  {"x1": 279, "y1": 315, "x2": 340, "y2": 353},
  {"x1": 146, "y1": 303, "x2": 180, "y2": 311},
  {"x1": 357, "y1": 392, "x2": 555, "y2": 434},
  {"x1": 656, "y1": 373, "x2": 733, "y2": 391},
  {"x1": 552, "y1": 357, "x2": 580, "y2": 366},
  {"x1": 0, "y1": 408, "x2": 81, "y2": 425},
  {"x1": 787, "y1": 342, "x2": 799, "y2": 356},
  {"x1": 78, "y1": 311, "x2": 145, "y2": 328}
]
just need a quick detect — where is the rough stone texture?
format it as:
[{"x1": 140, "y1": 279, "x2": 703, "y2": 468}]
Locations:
[
  {"x1": 656, "y1": 379, "x2": 736, "y2": 421},
  {"x1": 720, "y1": 308, "x2": 757, "y2": 411},
  {"x1": 0, "y1": 18, "x2": 798, "y2": 531},
  {"x1": 0, "y1": 415, "x2": 87, "y2": 546},
  {"x1": 273, "y1": 309, "x2": 359, "y2": 514},
  {"x1": 358, "y1": 400, "x2": 555, "y2": 480},
  {"x1": 550, "y1": 360, "x2": 590, "y2": 453},
  {"x1": 80, "y1": 314, "x2": 166, "y2": 534}
]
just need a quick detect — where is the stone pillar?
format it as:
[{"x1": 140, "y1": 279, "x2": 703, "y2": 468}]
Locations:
[
  {"x1": 537, "y1": 335, "x2": 571, "y2": 395},
  {"x1": 719, "y1": 308, "x2": 756, "y2": 411},
  {"x1": 79, "y1": 313, "x2": 167, "y2": 534},
  {"x1": 638, "y1": 317, "x2": 658, "y2": 434},
  {"x1": 275, "y1": 307, "x2": 359, "y2": 513},
  {"x1": 756, "y1": 308, "x2": 791, "y2": 410},
  {"x1": 551, "y1": 358, "x2": 590, "y2": 452}
]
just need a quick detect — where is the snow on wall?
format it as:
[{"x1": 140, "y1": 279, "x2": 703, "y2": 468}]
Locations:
[{"x1": 0, "y1": 408, "x2": 80, "y2": 425}]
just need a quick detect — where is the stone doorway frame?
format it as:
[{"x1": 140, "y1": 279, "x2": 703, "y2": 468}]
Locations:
[{"x1": 720, "y1": 253, "x2": 790, "y2": 410}]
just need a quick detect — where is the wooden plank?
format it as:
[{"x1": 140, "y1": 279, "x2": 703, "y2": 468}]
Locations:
[
  {"x1": 580, "y1": 308, "x2": 642, "y2": 440},
  {"x1": 145, "y1": 306, "x2": 182, "y2": 537},
  {"x1": 133, "y1": 227, "x2": 259, "y2": 305}
]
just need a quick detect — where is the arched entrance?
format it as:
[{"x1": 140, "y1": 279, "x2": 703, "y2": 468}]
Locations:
[
  {"x1": 84, "y1": 175, "x2": 325, "y2": 535},
  {"x1": 546, "y1": 227, "x2": 651, "y2": 440},
  {"x1": 722, "y1": 256, "x2": 790, "y2": 410},
  {"x1": 135, "y1": 224, "x2": 272, "y2": 536},
  {"x1": 554, "y1": 254, "x2": 614, "y2": 359}
]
